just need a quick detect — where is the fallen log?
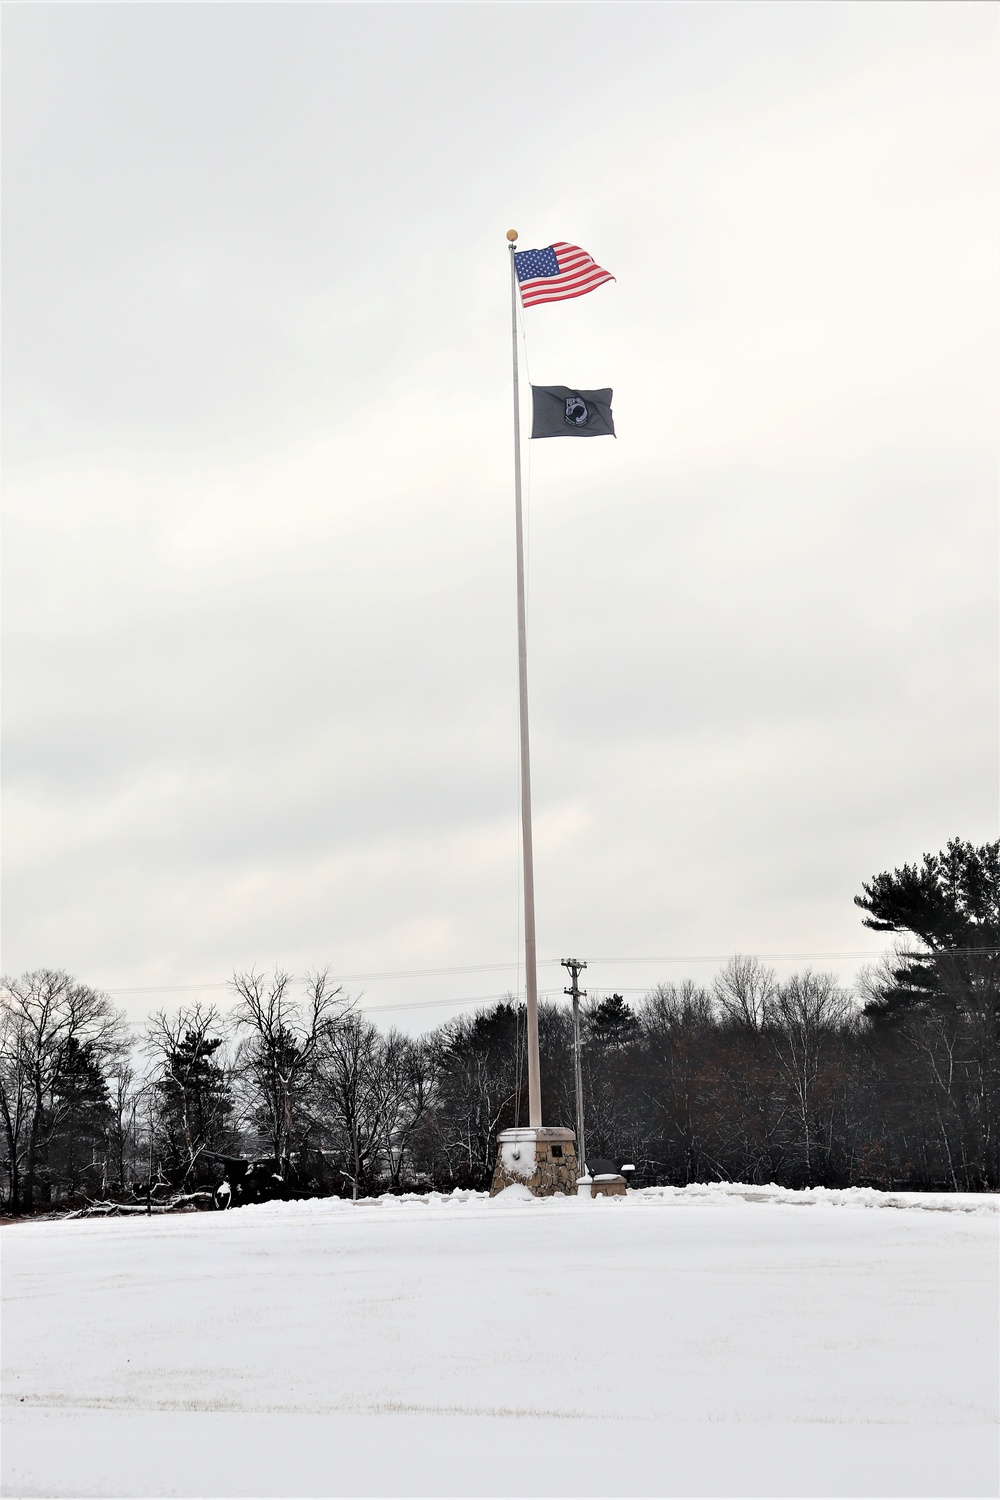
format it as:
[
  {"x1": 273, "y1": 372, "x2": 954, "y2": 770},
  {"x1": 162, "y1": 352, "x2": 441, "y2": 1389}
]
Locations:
[{"x1": 61, "y1": 1191, "x2": 216, "y2": 1219}]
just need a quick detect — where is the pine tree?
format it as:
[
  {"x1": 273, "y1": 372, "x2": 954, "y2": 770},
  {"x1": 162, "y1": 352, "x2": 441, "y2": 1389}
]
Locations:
[
  {"x1": 854, "y1": 837, "x2": 999, "y2": 1016},
  {"x1": 856, "y1": 838, "x2": 999, "y2": 1189},
  {"x1": 587, "y1": 994, "x2": 639, "y2": 1049},
  {"x1": 153, "y1": 1025, "x2": 233, "y2": 1183},
  {"x1": 49, "y1": 1037, "x2": 112, "y2": 1198}
]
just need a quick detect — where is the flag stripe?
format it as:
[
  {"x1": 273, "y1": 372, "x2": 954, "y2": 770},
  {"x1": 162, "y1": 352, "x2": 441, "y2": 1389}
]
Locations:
[
  {"x1": 520, "y1": 271, "x2": 614, "y2": 301},
  {"x1": 521, "y1": 282, "x2": 614, "y2": 306},
  {"x1": 521, "y1": 268, "x2": 613, "y2": 299},
  {"x1": 521, "y1": 277, "x2": 614, "y2": 307},
  {"x1": 521, "y1": 283, "x2": 613, "y2": 307}
]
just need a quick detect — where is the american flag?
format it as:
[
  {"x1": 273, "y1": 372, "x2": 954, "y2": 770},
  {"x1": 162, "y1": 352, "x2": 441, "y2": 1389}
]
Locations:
[{"x1": 514, "y1": 242, "x2": 615, "y2": 308}]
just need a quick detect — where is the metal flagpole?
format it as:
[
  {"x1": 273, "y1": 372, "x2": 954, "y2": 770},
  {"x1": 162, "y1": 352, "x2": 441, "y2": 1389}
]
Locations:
[{"x1": 507, "y1": 229, "x2": 542, "y2": 1130}]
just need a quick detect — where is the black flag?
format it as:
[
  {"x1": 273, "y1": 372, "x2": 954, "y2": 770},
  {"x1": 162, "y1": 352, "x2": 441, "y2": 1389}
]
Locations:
[{"x1": 530, "y1": 385, "x2": 615, "y2": 439}]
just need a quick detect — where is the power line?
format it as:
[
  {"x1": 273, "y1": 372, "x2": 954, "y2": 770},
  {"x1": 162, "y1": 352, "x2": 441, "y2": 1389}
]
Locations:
[
  {"x1": 119, "y1": 985, "x2": 668, "y2": 1027},
  {"x1": 105, "y1": 962, "x2": 525, "y2": 994},
  {"x1": 100, "y1": 950, "x2": 885, "y2": 995},
  {"x1": 581, "y1": 949, "x2": 1000, "y2": 963},
  {"x1": 103, "y1": 947, "x2": 997, "y2": 1003}
]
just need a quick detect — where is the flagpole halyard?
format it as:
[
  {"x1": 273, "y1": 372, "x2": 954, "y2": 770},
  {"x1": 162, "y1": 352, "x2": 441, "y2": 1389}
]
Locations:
[{"x1": 508, "y1": 230, "x2": 542, "y2": 1130}]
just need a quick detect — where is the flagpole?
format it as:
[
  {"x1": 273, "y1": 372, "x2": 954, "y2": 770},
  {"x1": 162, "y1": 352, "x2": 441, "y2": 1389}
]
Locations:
[{"x1": 507, "y1": 229, "x2": 542, "y2": 1130}]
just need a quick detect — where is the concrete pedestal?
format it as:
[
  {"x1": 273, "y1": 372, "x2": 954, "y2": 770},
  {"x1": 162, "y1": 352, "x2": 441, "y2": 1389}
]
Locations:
[{"x1": 489, "y1": 1127, "x2": 578, "y2": 1197}]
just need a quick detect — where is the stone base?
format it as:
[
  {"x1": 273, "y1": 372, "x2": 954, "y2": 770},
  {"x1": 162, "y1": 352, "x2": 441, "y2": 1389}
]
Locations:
[
  {"x1": 590, "y1": 1175, "x2": 627, "y2": 1198},
  {"x1": 489, "y1": 1127, "x2": 578, "y2": 1197}
]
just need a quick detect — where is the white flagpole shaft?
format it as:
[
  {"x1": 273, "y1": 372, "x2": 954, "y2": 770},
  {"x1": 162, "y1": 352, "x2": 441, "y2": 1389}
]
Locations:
[{"x1": 509, "y1": 238, "x2": 542, "y2": 1129}]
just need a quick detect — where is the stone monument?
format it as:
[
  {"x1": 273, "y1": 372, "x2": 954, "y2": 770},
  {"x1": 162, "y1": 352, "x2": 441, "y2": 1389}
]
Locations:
[{"x1": 489, "y1": 1125, "x2": 578, "y2": 1197}]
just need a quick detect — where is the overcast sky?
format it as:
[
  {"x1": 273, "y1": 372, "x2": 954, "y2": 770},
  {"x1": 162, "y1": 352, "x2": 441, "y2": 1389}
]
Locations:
[{"x1": 3, "y1": 2, "x2": 997, "y2": 1031}]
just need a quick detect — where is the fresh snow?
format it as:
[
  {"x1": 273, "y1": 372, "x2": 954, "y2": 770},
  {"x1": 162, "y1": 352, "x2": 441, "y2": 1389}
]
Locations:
[
  {"x1": 2, "y1": 1185, "x2": 997, "y2": 1498},
  {"x1": 499, "y1": 1138, "x2": 532, "y2": 1179}
]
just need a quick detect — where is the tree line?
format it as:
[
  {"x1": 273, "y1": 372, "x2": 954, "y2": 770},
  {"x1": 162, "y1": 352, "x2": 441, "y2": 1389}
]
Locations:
[{"x1": 2, "y1": 837, "x2": 996, "y2": 1212}]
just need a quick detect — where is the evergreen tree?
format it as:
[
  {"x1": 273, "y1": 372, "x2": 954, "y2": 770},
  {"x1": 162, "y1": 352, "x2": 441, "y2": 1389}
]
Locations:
[
  {"x1": 855, "y1": 838, "x2": 999, "y2": 1189},
  {"x1": 148, "y1": 1009, "x2": 233, "y2": 1184},
  {"x1": 587, "y1": 994, "x2": 639, "y2": 1049},
  {"x1": 48, "y1": 1037, "x2": 112, "y2": 1198},
  {"x1": 854, "y1": 837, "x2": 999, "y2": 1015}
]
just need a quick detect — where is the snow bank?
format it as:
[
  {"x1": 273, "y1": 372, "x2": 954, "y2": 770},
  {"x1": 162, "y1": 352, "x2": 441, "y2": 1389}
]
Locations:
[
  {"x1": 632, "y1": 1181, "x2": 999, "y2": 1215},
  {"x1": 241, "y1": 1180, "x2": 998, "y2": 1219}
]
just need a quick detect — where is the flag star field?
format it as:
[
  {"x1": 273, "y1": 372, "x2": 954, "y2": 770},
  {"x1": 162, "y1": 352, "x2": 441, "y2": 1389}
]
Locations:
[{"x1": 515, "y1": 246, "x2": 560, "y2": 281}]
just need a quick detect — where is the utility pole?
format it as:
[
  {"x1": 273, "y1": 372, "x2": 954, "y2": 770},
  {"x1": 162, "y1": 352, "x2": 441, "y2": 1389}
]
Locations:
[{"x1": 562, "y1": 958, "x2": 587, "y2": 1174}]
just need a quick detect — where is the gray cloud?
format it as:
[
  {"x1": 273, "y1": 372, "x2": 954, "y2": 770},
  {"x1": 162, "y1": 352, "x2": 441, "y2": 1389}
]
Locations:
[{"x1": 3, "y1": 3, "x2": 996, "y2": 1028}]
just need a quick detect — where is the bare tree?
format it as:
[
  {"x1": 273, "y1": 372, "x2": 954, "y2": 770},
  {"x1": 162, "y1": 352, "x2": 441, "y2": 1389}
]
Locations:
[
  {"x1": 231, "y1": 969, "x2": 350, "y2": 1171},
  {"x1": 378, "y1": 1030, "x2": 430, "y2": 1189},
  {"x1": 0, "y1": 970, "x2": 126, "y2": 1211},
  {"x1": 319, "y1": 1013, "x2": 395, "y2": 1199},
  {"x1": 714, "y1": 954, "x2": 777, "y2": 1031},
  {"x1": 104, "y1": 1060, "x2": 145, "y2": 1195},
  {"x1": 638, "y1": 982, "x2": 719, "y2": 1182},
  {"x1": 770, "y1": 971, "x2": 856, "y2": 1185},
  {"x1": 0, "y1": 1001, "x2": 31, "y2": 1210}
]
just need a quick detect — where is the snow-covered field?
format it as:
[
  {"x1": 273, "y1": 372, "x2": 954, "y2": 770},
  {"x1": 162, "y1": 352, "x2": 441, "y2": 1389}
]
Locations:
[{"x1": 2, "y1": 1184, "x2": 997, "y2": 1498}]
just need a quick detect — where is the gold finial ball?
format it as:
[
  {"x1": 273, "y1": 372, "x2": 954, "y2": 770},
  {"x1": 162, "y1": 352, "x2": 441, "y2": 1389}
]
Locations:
[{"x1": 506, "y1": 229, "x2": 518, "y2": 242}]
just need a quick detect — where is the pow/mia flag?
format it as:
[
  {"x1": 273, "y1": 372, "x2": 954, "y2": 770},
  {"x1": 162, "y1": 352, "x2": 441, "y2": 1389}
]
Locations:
[{"x1": 530, "y1": 385, "x2": 615, "y2": 439}]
